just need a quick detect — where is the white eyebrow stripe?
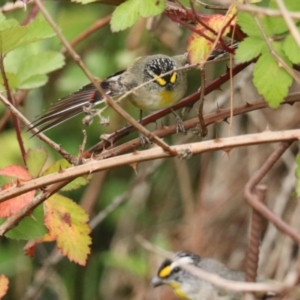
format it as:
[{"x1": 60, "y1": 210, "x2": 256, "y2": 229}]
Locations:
[{"x1": 170, "y1": 256, "x2": 194, "y2": 270}]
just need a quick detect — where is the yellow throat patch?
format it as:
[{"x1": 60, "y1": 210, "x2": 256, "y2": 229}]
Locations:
[
  {"x1": 169, "y1": 282, "x2": 190, "y2": 300},
  {"x1": 158, "y1": 89, "x2": 176, "y2": 107}
]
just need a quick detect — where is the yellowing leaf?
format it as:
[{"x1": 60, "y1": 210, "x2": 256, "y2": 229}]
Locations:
[
  {"x1": 44, "y1": 194, "x2": 91, "y2": 265},
  {"x1": 42, "y1": 159, "x2": 89, "y2": 191},
  {"x1": 187, "y1": 5, "x2": 236, "y2": 64},
  {"x1": 0, "y1": 275, "x2": 9, "y2": 299}
]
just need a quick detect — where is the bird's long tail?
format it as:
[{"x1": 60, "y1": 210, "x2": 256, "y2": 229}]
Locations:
[{"x1": 30, "y1": 71, "x2": 123, "y2": 133}]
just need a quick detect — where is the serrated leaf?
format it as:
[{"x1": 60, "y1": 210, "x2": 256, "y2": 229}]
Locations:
[
  {"x1": 283, "y1": 34, "x2": 300, "y2": 64},
  {"x1": 268, "y1": 1, "x2": 300, "y2": 35},
  {"x1": 19, "y1": 74, "x2": 48, "y2": 89},
  {"x1": 3, "y1": 205, "x2": 47, "y2": 240},
  {"x1": 237, "y1": 12, "x2": 262, "y2": 37},
  {"x1": 18, "y1": 51, "x2": 65, "y2": 81},
  {"x1": 237, "y1": 12, "x2": 272, "y2": 38},
  {"x1": 253, "y1": 52, "x2": 292, "y2": 108},
  {"x1": 26, "y1": 148, "x2": 48, "y2": 178},
  {"x1": 0, "y1": 275, "x2": 9, "y2": 299},
  {"x1": 24, "y1": 19, "x2": 56, "y2": 43},
  {"x1": 42, "y1": 159, "x2": 89, "y2": 191},
  {"x1": 0, "y1": 26, "x2": 28, "y2": 54},
  {"x1": 139, "y1": 0, "x2": 165, "y2": 18},
  {"x1": 110, "y1": 0, "x2": 139, "y2": 32},
  {"x1": 0, "y1": 19, "x2": 55, "y2": 54},
  {"x1": 235, "y1": 37, "x2": 265, "y2": 63},
  {"x1": 3, "y1": 46, "x2": 64, "y2": 89},
  {"x1": 44, "y1": 194, "x2": 91, "y2": 265}
]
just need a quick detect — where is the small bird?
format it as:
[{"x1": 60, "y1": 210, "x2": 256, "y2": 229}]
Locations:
[
  {"x1": 32, "y1": 44, "x2": 238, "y2": 136},
  {"x1": 32, "y1": 54, "x2": 189, "y2": 134},
  {"x1": 151, "y1": 251, "x2": 279, "y2": 300}
]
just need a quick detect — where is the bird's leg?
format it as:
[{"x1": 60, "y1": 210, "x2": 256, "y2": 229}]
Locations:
[
  {"x1": 139, "y1": 109, "x2": 152, "y2": 146},
  {"x1": 170, "y1": 108, "x2": 186, "y2": 134}
]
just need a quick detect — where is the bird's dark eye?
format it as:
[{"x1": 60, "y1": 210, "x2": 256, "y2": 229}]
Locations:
[{"x1": 173, "y1": 266, "x2": 180, "y2": 273}]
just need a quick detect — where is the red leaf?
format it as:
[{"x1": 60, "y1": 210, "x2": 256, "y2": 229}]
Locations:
[
  {"x1": 0, "y1": 182, "x2": 35, "y2": 217},
  {"x1": 0, "y1": 165, "x2": 31, "y2": 181}
]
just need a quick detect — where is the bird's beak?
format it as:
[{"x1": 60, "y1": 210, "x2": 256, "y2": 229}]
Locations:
[{"x1": 151, "y1": 276, "x2": 164, "y2": 287}]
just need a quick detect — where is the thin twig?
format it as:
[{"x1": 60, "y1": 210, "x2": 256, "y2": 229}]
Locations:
[
  {"x1": 0, "y1": 93, "x2": 73, "y2": 162},
  {"x1": 275, "y1": 0, "x2": 300, "y2": 49},
  {"x1": 237, "y1": 3, "x2": 300, "y2": 20},
  {"x1": 67, "y1": 15, "x2": 112, "y2": 53}
]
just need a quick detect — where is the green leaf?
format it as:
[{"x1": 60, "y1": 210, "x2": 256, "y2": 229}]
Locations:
[
  {"x1": 0, "y1": 19, "x2": 55, "y2": 54},
  {"x1": 3, "y1": 45, "x2": 65, "y2": 89},
  {"x1": 19, "y1": 51, "x2": 65, "y2": 79},
  {"x1": 43, "y1": 159, "x2": 90, "y2": 191},
  {"x1": 110, "y1": 0, "x2": 140, "y2": 32},
  {"x1": 19, "y1": 74, "x2": 48, "y2": 89},
  {"x1": 237, "y1": 12, "x2": 262, "y2": 38},
  {"x1": 0, "y1": 72, "x2": 19, "y2": 89},
  {"x1": 235, "y1": 37, "x2": 265, "y2": 63},
  {"x1": 2, "y1": 205, "x2": 47, "y2": 240},
  {"x1": 18, "y1": 51, "x2": 65, "y2": 88},
  {"x1": 0, "y1": 19, "x2": 18, "y2": 31},
  {"x1": 283, "y1": 34, "x2": 300, "y2": 64},
  {"x1": 26, "y1": 148, "x2": 48, "y2": 178},
  {"x1": 253, "y1": 52, "x2": 292, "y2": 108},
  {"x1": 237, "y1": 12, "x2": 273, "y2": 38},
  {"x1": 139, "y1": 0, "x2": 165, "y2": 18},
  {"x1": 0, "y1": 26, "x2": 28, "y2": 54},
  {"x1": 268, "y1": 1, "x2": 300, "y2": 35}
]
